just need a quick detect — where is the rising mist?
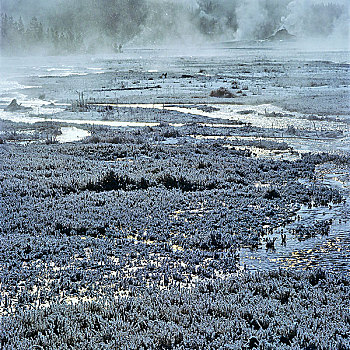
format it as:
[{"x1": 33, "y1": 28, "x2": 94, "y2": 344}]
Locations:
[{"x1": 0, "y1": 0, "x2": 349, "y2": 55}]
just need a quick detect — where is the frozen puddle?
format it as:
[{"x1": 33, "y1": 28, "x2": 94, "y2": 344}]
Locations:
[
  {"x1": 107, "y1": 103, "x2": 349, "y2": 131},
  {"x1": 85, "y1": 102, "x2": 350, "y2": 153},
  {"x1": 57, "y1": 127, "x2": 91, "y2": 143},
  {"x1": 0, "y1": 110, "x2": 161, "y2": 128}
]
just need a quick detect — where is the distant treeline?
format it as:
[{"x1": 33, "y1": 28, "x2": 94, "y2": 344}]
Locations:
[
  {"x1": 0, "y1": 14, "x2": 86, "y2": 55},
  {"x1": 0, "y1": 0, "x2": 239, "y2": 55},
  {"x1": 0, "y1": 0, "x2": 347, "y2": 55}
]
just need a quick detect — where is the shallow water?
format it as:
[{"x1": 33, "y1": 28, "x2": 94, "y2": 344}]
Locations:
[
  {"x1": 240, "y1": 200, "x2": 350, "y2": 274},
  {"x1": 240, "y1": 163, "x2": 350, "y2": 274}
]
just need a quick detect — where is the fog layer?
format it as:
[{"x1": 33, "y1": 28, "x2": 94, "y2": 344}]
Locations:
[{"x1": 1, "y1": 0, "x2": 349, "y2": 54}]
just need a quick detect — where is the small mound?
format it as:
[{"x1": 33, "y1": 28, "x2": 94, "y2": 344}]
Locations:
[
  {"x1": 210, "y1": 87, "x2": 235, "y2": 98},
  {"x1": 4, "y1": 99, "x2": 32, "y2": 112},
  {"x1": 267, "y1": 28, "x2": 296, "y2": 41}
]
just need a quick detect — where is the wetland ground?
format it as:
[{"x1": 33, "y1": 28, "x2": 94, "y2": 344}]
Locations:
[{"x1": 0, "y1": 45, "x2": 349, "y2": 349}]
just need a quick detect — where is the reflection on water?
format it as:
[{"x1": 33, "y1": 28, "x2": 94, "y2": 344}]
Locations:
[
  {"x1": 240, "y1": 164, "x2": 350, "y2": 274},
  {"x1": 240, "y1": 208, "x2": 349, "y2": 274}
]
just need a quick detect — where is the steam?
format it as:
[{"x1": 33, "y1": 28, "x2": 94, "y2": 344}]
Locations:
[
  {"x1": 129, "y1": 1, "x2": 203, "y2": 46},
  {"x1": 236, "y1": 0, "x2": 270, "y2": 40},
  {"x1": 0, "y1": 0, "x2": 349, "y2": 53},
  {"x1": 282, "y1": 0, "x2": 349, "y2": 40},
  {"x1": 234, "y1": 0, "x2": 349, "y2": 43}
]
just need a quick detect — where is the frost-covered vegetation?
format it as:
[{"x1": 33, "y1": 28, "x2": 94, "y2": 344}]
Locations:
[
  {"x1": 0, "y1": 119, "x2": 62, "y2": 144},
  {"x1": 1, "y1": 270, "x2": 349, "y2": 349},
  {"x1": 1, "y1": 122, "x2": 348, "y2": 348},
  {"x1": 1, "y1": 28, "x2": 349, "y2": 346}
]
